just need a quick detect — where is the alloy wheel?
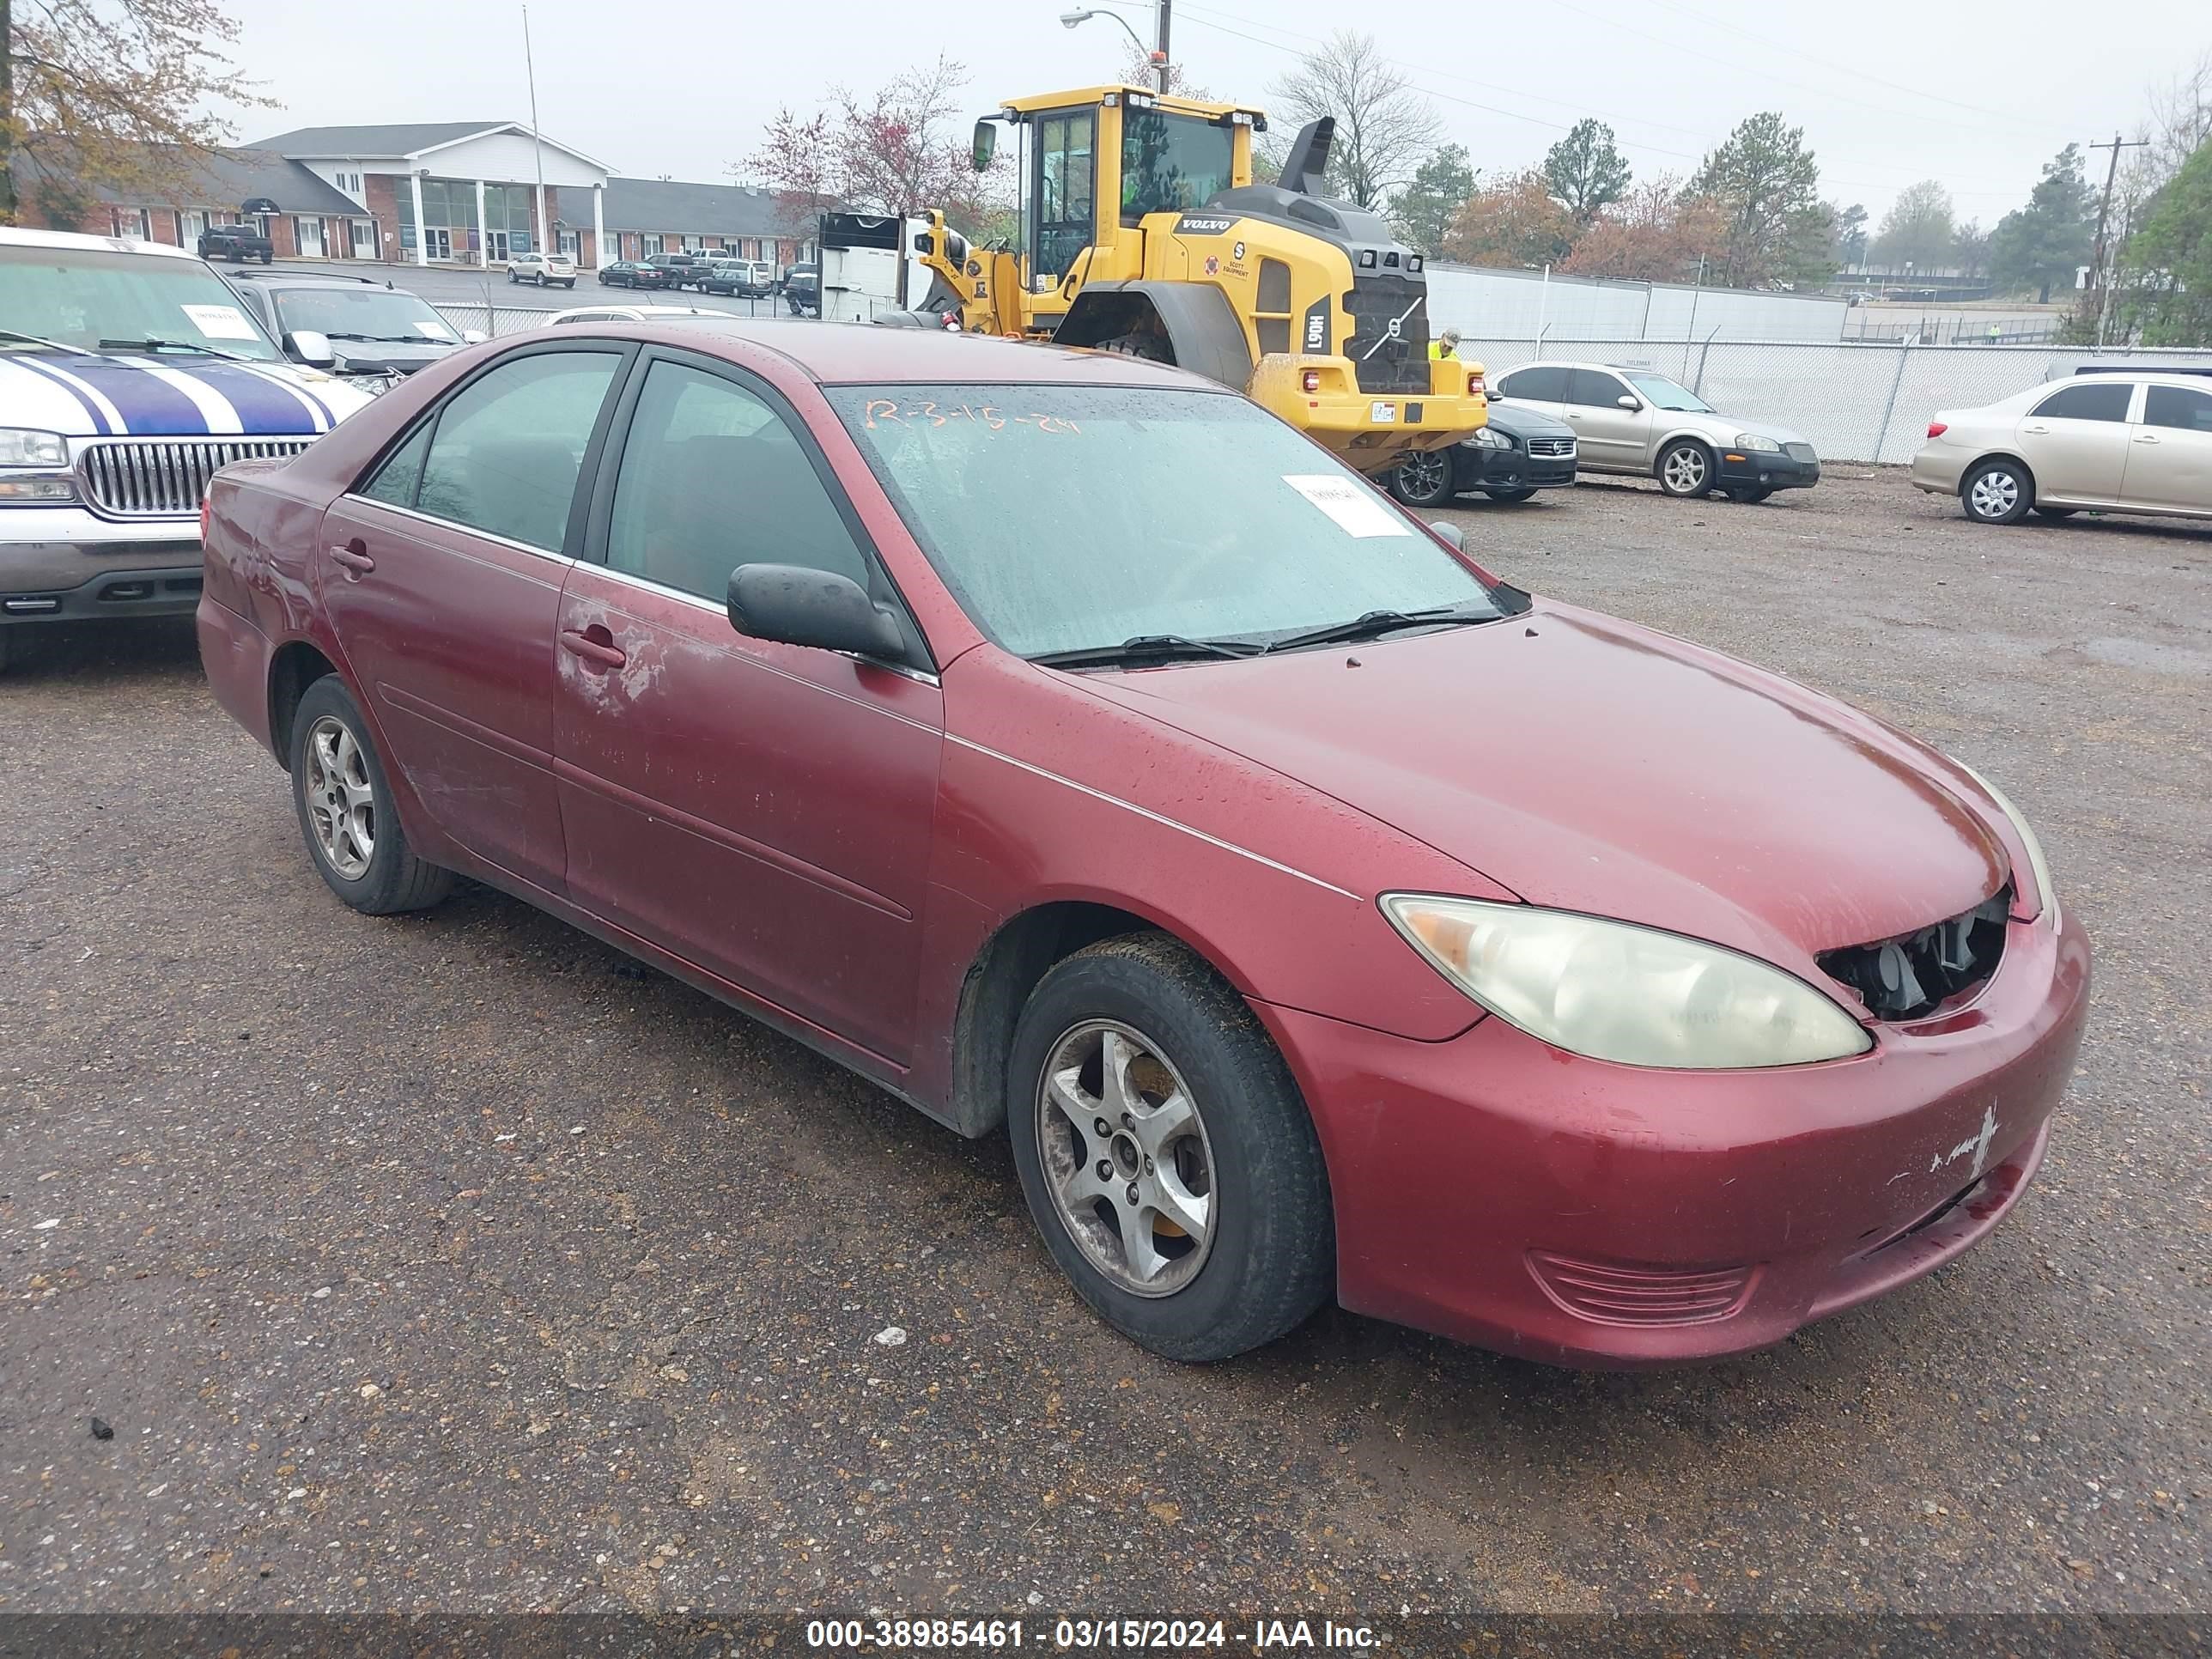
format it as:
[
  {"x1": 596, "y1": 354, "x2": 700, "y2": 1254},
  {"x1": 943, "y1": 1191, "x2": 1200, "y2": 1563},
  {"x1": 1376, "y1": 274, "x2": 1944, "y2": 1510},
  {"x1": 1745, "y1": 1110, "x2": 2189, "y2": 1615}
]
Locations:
[
  {"x1": 1398, "y1": 451, "x2": 1449, "y2": 502},
  {"x1": 1970, "y1": 471, "x2": 2019, "y2": 520},
  {"x1": 1662, "y1": 446, "x2": 1709, "y2": 494},
  {"x1": 304, "y1": 714, "x2": 375, "y2": 879},
  {"x1": 1036, "y1": 1020, "x2": 1218, "y2": 1297}
]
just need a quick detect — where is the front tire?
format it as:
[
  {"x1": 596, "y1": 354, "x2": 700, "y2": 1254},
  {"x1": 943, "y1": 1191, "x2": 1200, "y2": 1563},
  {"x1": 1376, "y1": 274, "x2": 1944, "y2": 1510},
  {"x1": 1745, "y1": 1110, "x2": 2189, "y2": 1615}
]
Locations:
[
  {"x1": 1727, "y1": 486, "x2": 1774, "y2": 504},
  {"x1": 1657, "y1": 440, "x2": 1714, "y2": 498},
  {"x1": 289, "y1": 678, "x2": 453, "y2": 916},
  {"x1": 1962, "y1": 459, "x2": 2033, "y2": 525},
  {"x1": 1007, "y1": 933, "x2": 1334, "y2": 1362},
  {"x1": 2033, "y1": 504, "x2": 2076, "y2": 520},
  {"x1": 1388, "y1": 449, "x2": 1457, "y2": 508}
]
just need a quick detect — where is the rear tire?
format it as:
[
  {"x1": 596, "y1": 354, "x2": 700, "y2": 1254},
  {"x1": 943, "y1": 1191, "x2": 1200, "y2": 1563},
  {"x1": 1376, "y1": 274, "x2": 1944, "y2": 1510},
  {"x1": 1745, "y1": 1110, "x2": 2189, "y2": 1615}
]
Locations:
[
  {"x1": 1007, "y1": 933, "x2": 1334, "y2": 1363},
  {"x1": 1657, "y1": 439, "x2": 1714, "y2": 498},
  {"x1": 1483, "y1": 486, "x2": 1538, "y2": 503},
  {"x1": 1961, "y1": 459, "x2": 2033, "y2": 525},
  {"x1": 2032, "y1": 505, "x2": 2077, "y2": 520},
  {"x1": 289, "y1": 677, "x2": 453, "y2": 916},
  {"x1": 1388, "y1": 449, "x2": 1457, "y2": 508}
]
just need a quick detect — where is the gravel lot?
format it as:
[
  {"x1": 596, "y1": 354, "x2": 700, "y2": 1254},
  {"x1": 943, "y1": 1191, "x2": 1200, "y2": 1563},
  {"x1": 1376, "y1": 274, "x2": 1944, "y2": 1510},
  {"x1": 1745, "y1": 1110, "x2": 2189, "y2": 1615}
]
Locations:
[{"x1": 2, "y1": 469, "x2": 2206, "y2": 1627}]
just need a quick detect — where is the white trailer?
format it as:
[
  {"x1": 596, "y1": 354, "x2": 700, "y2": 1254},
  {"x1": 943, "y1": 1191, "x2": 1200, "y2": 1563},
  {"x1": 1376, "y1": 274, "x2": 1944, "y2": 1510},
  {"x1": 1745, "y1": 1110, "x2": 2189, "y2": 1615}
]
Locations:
[{"x1": 816, "y1": 212, "x2": 933, "y2": 325}]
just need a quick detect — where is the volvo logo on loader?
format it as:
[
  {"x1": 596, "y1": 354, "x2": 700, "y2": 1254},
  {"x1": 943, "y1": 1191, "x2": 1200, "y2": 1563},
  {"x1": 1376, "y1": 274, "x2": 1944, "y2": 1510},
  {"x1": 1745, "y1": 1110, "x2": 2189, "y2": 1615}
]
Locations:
[{"x1": 1175, "y1": 215, "x2": 1237, "y2": 235}]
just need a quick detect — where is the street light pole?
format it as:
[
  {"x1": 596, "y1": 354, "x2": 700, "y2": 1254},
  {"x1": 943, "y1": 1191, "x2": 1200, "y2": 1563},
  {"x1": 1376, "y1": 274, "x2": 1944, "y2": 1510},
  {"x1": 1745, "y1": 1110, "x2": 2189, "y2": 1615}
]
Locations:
[
  {"x1": 1060, "y1": 7, "x2": 1165, "y2": 88},
  {"x1": 523, "y1": 4, "x2": 548, "y2": 261},
  {"x1": 1156, "y1": 0, "x2": 1171, "y2": 92}
]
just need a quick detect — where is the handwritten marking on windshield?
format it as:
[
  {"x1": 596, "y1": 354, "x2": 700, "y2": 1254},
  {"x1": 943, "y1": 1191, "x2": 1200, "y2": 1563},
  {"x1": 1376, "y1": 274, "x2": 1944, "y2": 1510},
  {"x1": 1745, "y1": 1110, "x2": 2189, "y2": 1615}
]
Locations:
[{"x1": 862, "y1": 398, "x2": 1080, "y2": 434}]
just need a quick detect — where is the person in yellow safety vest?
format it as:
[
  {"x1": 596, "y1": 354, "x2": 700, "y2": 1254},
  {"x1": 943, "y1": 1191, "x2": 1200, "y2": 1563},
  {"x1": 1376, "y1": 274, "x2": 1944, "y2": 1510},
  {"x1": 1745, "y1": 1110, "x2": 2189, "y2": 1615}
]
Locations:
[{"x1": 1429, "y1": 328, "x2": 1462, "y2": 361}]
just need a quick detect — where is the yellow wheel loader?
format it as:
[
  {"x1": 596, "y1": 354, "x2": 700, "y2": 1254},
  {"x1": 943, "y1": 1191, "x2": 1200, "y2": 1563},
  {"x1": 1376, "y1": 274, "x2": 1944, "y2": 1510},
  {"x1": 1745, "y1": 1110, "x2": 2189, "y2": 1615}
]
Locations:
[{"x1": 912, "y1": 85, "x2": 1486, "y2": 477}]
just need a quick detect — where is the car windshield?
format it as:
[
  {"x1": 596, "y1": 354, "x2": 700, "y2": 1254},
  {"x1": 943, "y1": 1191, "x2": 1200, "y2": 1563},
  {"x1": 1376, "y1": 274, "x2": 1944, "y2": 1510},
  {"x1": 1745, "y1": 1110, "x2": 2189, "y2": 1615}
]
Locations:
[
  {"x1": 829, "y1": 383, "x2": 1504, "y2": 658},
  {"x1": 274, "y1": 286, "x2": 459, "y2": 343},
  {"x1": 0, "y1": 242, "x2": 283, "y2": 361},
  {"x1": 1623, "y1": 372, "x2": 1712, "y2": 412}
]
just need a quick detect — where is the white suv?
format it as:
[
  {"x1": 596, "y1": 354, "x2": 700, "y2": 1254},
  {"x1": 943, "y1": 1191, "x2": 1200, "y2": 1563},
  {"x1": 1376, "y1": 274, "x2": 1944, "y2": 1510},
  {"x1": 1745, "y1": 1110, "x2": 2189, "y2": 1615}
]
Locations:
[{"x1": 508, "y1": 250, "x2": 577, "y2": 289}]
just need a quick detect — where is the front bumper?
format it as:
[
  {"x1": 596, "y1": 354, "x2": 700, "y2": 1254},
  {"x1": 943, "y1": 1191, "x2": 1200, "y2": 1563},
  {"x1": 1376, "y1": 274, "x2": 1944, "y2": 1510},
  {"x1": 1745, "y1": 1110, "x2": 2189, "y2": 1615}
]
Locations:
[
  {"x1": 1717, "y1": 447, "x2": 1820, "y2": 491},
  {"x1": 1468, "y1": 446, "x2": 1577, "y2": 492},
  {"x1": 3, "y1": 514, "x2": 204, "y2": 623},
  {"x1": 1259, "y1": 906, "x2": 2090, "y2": 1367}
]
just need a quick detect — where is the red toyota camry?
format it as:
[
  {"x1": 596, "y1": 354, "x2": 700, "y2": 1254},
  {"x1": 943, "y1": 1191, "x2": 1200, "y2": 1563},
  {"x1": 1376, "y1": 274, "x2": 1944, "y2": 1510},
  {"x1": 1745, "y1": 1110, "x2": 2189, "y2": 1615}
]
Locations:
[{"x1": 198, "y1": 321, "x2": 2090, "y2": 1367}]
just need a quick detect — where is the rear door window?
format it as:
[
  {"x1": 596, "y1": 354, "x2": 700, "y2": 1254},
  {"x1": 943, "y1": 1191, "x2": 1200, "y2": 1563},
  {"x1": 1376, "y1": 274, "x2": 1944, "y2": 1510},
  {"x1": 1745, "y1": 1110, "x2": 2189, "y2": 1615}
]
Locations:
[
  {"x1": 1566, "y1": 368, "x2": 1631, "y2": 408},
  {"x1": 2142, "y1": 384, "x2": 2212, "y2": 433},
  {"x1": 2031, "y1": 382, "x2": 2133, "y2": 422},
  {"x1": 413, "y1": 349, "x2": 622, "y2": 552}
]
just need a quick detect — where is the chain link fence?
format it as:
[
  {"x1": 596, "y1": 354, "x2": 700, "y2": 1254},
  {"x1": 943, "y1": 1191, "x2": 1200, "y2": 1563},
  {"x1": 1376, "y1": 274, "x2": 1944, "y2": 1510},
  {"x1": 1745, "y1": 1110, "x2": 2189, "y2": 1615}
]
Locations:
[{"x1": 1454, "y1": 338, "x2": 2212, "y2": 464}]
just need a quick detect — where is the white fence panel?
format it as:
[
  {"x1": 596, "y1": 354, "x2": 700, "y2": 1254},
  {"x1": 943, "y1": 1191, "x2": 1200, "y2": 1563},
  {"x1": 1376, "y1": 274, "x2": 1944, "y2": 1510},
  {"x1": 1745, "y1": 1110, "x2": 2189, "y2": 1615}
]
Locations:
[{"x1": 1426, "y1": 264, "x2": 1848, "y2": 344}]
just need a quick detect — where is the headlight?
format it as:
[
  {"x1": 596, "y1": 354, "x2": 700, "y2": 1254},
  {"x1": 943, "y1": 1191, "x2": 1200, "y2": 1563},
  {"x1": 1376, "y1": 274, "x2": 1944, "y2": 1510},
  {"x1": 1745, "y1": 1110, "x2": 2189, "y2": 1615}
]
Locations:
[
  {"x1": 0, "y1": 428, "x2": 69, "y2": 467},
  {"x1": 1956, "y1": 763, "x2": 2058, "y2": 927},
  {"x1": 1469, "y1": 426, "x2": 1513, "y2": 449},
  {"x1": 0, "y1": 476, "x2": 77, "y2": 502},
  {"x1": 1382, "y1": 894, "x2": 1873, "y2": 1069},
  {"x1": 1733, "y1": 433, "x2": 1782, "y2": 453}
]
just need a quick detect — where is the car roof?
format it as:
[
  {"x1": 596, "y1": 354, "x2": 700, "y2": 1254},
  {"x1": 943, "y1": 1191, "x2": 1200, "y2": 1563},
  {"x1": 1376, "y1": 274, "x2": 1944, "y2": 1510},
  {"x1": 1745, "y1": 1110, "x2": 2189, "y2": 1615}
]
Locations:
[
  {"x1": 228, "y1": 270, "x2": 399, "y2": 291},
  {"x1": 0, "y1": 225, "x2": 198, "y2": 260},
  {"x1": 573, "y1": 316, "x2": 1205, "y2": 389}
]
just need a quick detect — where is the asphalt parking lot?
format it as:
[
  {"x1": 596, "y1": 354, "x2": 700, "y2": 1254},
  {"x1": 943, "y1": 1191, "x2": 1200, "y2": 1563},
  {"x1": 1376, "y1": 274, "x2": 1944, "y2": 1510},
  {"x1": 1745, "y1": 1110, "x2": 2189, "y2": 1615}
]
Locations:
[{"x1": 2, "y1": 470, "x2": 2206, "y2": 1626}]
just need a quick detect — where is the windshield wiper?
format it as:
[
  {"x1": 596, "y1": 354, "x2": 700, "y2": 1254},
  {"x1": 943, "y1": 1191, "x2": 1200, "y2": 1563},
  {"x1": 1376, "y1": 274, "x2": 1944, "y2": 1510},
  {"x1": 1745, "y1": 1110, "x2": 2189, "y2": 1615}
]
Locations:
[
  {"x1": 1030, "y1": 633, "x2": 1263, "y2": 670},
  {"x1": 1261, "y1": 604, "x2": 1498, "y2": 654},
  {"x1": 0, "y1": 326, "x2": 87, "y2": 354},
  {"x1": 98, "y1": 337, "x2": 249, "y2": 362}
]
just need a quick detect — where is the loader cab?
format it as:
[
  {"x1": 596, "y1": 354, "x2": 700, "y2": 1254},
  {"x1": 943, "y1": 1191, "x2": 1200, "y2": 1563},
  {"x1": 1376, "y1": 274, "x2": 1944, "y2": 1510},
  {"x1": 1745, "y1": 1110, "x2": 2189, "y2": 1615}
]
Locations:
[{"x1": 976, "y1": 86, "x2": 1263, "y2": 300}]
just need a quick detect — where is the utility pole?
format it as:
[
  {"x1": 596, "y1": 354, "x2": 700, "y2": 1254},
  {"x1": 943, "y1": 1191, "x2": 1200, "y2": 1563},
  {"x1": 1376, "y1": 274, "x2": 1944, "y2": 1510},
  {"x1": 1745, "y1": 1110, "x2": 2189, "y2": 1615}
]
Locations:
[
  {"x1": 523, "y1": 4, "x2": 548, "y2": 262},
  {"x1": 1156, "y1": 0, "x2": 1172, "y2": 93},
  {"x1": 2087, "y1": 130, "x2": 2147, "y2": 349}
]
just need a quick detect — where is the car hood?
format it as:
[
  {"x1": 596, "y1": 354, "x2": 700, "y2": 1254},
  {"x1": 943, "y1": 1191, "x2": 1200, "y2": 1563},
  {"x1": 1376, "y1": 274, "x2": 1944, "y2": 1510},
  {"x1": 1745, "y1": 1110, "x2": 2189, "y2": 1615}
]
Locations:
[
  {"x1": 1676, "y1": 410, "x2": 1812, "y2": 447},
  {"x1": 0, "y1": 349, "x2": 372, "y2": 435},
  {"x1": 1075, "y1": 603, "x2": 2008, "y2": 965},
  {"x1": 1479, "y1": 402, "x2": 1576, "y2": 441}
]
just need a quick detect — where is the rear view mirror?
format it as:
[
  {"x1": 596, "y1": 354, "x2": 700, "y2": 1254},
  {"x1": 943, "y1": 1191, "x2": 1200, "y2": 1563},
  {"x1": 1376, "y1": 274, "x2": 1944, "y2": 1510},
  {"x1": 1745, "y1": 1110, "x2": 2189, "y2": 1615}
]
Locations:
[
  {"x1": 971, "y1": 118, "x2": 998, "y2": 173},
  {"x1": 1617, "y1": 393, "x2": 1641, "y2": 410},
  {"x1": 284, "y1": 329, "x2": 336, "y2": 367},
  {"x1": 728, "y1": 564, "x2": 906, "y2": 661}
]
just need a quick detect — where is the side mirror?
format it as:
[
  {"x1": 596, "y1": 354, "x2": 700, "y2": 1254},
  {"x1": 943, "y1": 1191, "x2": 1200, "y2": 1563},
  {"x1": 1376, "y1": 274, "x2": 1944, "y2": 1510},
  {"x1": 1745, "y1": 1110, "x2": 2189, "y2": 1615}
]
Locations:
[
  {"x1": 1428, "y1": 520, "x2": 1465, "y2": 550},
  {"x1": 971, "y1": 118, "x2": 998, "y2": 173},
  {"x1": 462, "y1": 328, "x2": 488, "y2": 344},
  {"x1": 284, "y1": 329, "x2": 336, "y2": 368},
  {"x1": 727, "y1": 564, "x2": 906, "y2": 661},
  {"x1": 1616, "y1": 393, "x2": 1642, "y2": 410}
]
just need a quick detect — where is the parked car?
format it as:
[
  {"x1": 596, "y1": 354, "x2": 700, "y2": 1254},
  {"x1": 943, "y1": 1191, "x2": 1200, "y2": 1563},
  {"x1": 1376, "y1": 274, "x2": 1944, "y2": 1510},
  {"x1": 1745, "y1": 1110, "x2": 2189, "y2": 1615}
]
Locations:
[
  {"x1": 783, "y1": 262, "x2": 819, "y2": 316},
  {"x1": 646, "y1": 252, "x2": 708, "y2": 290},
  {"x1": 701, "y1": 258, "x2": 775, "y2": 298},
  {"x1": 1386, "y1": 397, "x2": 1578, "y2": 508},
  {"x1": 598, "y1": 260, "x2": 671, "y2": 289},
  {"x1": 197, "y1": 223, "x2": 274, "y2": 264},
  {"x1": 0, "y1": 226, "x2": 373, "y2": 672},
  {"x1": 197, "y1": 322, "x2": 2087, "y2": 1367},
  {"x1": 541, "y1": 303, "x2": 720, "y2": 326},
  {"x1": 1911, "y1": 368, "x2": 2212, "y2": 526},
  {"x1": 224, "y1": 269, "x2": 482, "y2": 388},
  {"x1": 1490, "y1": 361, "x2": 1820, "y2": 501},
  {"x1": 508, "y1": 250, "x2": 577, "y2": 289}
]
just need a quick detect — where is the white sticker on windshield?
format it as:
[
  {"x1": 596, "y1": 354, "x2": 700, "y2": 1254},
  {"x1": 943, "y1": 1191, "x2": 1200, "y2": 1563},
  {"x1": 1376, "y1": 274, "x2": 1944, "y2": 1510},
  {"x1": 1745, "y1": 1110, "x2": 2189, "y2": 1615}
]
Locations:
[
  {"x1": 181, "y1": 303, "x2": 258, "y2": 341},
  {"x1": 414, "y1": 320, "x2": 458, "y2": 340},
  {"x1": 1282, "y1": 473, "x2": 1411, "y2": 538}
]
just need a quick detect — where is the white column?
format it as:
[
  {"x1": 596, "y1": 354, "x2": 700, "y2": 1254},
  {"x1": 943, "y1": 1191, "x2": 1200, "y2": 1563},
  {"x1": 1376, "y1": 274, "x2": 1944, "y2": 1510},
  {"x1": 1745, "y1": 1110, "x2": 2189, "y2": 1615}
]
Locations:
[
  {"x1": 410, "y1": 173, "x2": 428, "y2": 266},
  {"x1": 476, "y1": 179, "x2": 489, "y2": 266},
  {"x1": 591, "y1": 184, "x2": 605, "y2": 270},
  {"x1": 536, "y1": 183, "x2": 549, "y2": 258}
]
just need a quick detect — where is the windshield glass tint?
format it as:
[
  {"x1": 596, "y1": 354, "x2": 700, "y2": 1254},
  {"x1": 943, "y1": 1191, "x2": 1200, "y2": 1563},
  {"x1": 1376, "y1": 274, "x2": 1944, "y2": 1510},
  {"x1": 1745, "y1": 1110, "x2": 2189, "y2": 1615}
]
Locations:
[
  {"x1": 1625, "y1": 373, "x2": 1711, "y2": 412},
  {"x1": 828, "y1": 385, "x2": 1498, "y2": 657},
  {"x1": 1121, "y1": 110, "x2": 1236, "y2": 219},
  {"x1": 0, "y1": 244, "x2": 282, "y2": 360},
  {"x1": 275, "y1": 287, "x2": 459, "y2": 343}
]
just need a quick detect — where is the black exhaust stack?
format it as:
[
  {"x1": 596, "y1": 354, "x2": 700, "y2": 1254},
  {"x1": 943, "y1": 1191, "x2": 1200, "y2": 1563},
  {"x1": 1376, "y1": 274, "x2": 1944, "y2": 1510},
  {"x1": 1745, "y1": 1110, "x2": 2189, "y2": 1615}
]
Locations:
[{"x1": 1278, "y1": 118, "x2": 1334, "y2": 198}]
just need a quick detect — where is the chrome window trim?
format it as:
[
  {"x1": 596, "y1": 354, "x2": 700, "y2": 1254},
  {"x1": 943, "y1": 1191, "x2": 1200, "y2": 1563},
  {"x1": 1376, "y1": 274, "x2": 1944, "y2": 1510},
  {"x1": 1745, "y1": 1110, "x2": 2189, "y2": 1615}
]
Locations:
[{"x1": 337, "y1": 494, "x2": 579, "y2": 567}]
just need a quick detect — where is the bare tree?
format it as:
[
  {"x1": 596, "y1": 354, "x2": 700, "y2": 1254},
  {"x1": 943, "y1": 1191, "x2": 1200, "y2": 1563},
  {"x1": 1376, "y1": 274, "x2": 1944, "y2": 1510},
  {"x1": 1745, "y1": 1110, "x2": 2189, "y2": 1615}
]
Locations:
[
  {"x1": 3, "y1": 0, "x2": 270, "y2": 224},
  {"x1": 1267, "y1": 31, "x2": 1440, "y2": 210}
]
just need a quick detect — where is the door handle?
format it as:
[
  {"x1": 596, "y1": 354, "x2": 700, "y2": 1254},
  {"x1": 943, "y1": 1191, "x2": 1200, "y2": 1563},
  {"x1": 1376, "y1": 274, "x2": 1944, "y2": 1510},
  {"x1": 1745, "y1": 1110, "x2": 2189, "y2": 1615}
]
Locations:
[
  {"x1": 559, "y1": 627, "x2": 627, "y2": 669},
  {"x1": 2133, "y1": 433, "x2": 2161, "y2": 444},
  {"x1": 2021, "y1": 423, "x2": 2050, "y2": 434},
  {"x1": 327, "y1": 539, "x2": 374, "y2": 574}
]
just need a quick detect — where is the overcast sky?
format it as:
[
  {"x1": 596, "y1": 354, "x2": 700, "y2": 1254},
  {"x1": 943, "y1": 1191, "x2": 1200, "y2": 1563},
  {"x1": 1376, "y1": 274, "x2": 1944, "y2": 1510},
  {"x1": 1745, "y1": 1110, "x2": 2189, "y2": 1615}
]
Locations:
[{"x1": 222, "y1": 0, "x2": 2206, "y2": 226}]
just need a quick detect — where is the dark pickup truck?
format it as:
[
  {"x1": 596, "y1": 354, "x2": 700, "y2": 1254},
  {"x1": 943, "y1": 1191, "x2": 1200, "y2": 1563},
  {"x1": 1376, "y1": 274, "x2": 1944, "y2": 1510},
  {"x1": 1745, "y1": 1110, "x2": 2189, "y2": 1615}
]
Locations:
[{"x1": 198, "y1": 225, "x2": 275, "y2": 264}]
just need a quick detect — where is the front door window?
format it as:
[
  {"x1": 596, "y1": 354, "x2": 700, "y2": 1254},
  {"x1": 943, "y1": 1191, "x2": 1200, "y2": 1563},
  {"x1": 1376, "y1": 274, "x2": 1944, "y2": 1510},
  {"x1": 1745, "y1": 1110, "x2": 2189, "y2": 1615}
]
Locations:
[{"x1": 1032, "y1": 109, "x2": 1095, "y2": 285}]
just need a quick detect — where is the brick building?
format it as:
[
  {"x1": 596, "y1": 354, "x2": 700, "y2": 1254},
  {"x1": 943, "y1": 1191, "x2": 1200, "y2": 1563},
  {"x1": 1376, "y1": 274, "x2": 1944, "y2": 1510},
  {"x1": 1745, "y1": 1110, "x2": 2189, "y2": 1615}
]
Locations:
[{"x1": 12, "y1": 146, "x2": 376, "y2": 261}]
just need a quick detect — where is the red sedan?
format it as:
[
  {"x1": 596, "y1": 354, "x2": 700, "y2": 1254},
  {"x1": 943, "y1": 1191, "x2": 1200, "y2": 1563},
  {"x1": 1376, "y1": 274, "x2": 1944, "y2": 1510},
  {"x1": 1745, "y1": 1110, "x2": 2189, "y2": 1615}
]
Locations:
[{"x1": 198, "y1": 321, "x2": 2090, "y2": 1366}]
